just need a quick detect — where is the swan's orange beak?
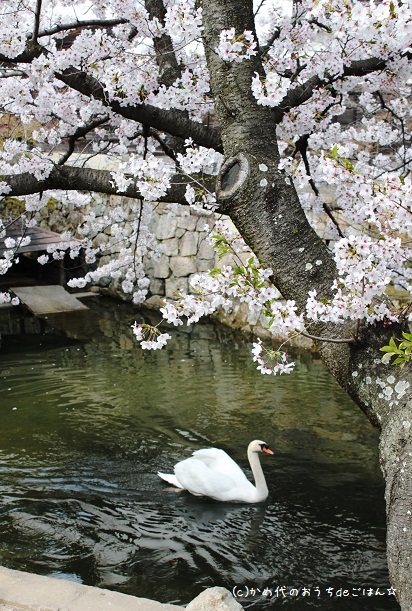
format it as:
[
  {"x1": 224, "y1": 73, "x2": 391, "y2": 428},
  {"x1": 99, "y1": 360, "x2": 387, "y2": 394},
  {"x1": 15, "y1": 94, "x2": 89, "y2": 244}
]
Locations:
[{"x1": 262, "y1": 445, "x2": 274, "y2": 455}]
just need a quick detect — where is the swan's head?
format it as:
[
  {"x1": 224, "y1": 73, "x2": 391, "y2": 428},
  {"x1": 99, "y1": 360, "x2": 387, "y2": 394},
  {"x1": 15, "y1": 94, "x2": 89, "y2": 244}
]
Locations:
[{"x1": 248, "y1": 439, "x2": 274, "y2": 455}]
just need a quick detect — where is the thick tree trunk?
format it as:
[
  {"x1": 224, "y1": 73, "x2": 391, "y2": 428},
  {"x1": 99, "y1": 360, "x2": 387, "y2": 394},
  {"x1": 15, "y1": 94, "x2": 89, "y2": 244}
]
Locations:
[
  {"x1": 380, "y1": 397, "x2": 412, "y2": 610},
  {"x1": 201, "y1": 0, "x2": 411, "y2": 608}
]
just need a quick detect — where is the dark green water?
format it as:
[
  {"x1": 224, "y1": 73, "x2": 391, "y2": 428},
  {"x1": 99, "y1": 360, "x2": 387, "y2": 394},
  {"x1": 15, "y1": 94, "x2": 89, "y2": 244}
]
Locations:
[{"x1": 0, "y1": 299, "x2": 399, "y2": 609}]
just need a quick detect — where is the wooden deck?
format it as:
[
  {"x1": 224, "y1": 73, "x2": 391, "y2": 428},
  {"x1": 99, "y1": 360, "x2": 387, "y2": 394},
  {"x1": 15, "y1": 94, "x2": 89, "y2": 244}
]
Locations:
[
  {"x1": 0, "y1": 217, "x2": 77, "y2": 256},
  {"x1": 11, "y1": 285, "x2": 89, "y2": 315}
]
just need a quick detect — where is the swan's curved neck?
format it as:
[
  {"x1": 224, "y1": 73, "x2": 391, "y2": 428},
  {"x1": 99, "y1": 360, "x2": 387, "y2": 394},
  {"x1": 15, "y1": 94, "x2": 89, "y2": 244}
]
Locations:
[{"x1": 248, "y1": 448, "x2": 268, "y2": 502}]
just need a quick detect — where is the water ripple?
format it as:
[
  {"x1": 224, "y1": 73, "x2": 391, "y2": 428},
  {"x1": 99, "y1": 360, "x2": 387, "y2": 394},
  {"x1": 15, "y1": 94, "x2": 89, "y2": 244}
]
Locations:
[{"x1": 0, "y1": 312, "x2": 395, "y2": 609}]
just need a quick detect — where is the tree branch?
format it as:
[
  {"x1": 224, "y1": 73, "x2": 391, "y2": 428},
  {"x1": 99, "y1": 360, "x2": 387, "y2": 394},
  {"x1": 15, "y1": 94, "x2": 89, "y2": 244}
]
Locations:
[
  {"x1": 307, "y1": 18, "x2": 332, "y2": 33},
  {"x1": 32, "y1": 0, "x2": 42, "y2": 43},
  {"x1": 145, "y1": 0, "x2": 182, "y2": 88},
  {"x1": 1, "y1": 165, "x2": 214, "y2": 204},
  {"x1": 57, "y1": 115, "x2": 110, "y2": 165},
  {"x1": 55, "y1": 67, "x2": 223, "y2": 151},
  {"x1": 38, "y1": 18, "x2": 129, "y2": 38},
  {"x1": 143, "y1": 0, "x2": 189, "y2": 157},
  {"x1": 0, "y1": 69, "x2": 27, "y2": 78},
  {"x1": 148, "y1": 129, "x2": 179, "y2": 161},
  {"x1": 272, "y1": 56, "x2": 401, "y2": 124},
  {"x1": 0, "y1": 40, "x2": 43, "y2": 64}
]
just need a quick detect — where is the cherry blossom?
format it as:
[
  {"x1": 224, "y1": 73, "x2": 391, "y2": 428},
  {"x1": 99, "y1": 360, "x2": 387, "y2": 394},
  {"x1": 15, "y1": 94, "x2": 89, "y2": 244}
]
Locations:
[
  {"x1": 215, "y1": 28, "x2": 257, "y2": 62},
  {"x1": 252, "y1": 338, "x2": 295, "y2": 375}
]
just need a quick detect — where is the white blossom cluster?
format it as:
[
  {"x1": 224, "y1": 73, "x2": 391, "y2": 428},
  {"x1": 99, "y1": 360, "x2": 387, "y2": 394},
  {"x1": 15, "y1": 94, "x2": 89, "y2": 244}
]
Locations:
[
  {"x1": 66, "y1": 199, "x2": 161, "y2": 304},
  {"x1": 133, "y1": 220, "x2": 303, "y2": 375},
  {"x1": 0, "y1": 292, "x2": 19, "y2": 305},
  {"x1": 306, "y1": 235, "x2": 408, "y2": 324},
  {"x1": 215, "y1": 28, "x2": 257, "y2": 62},
  {"x1": 184, "y1": 185, "x2": 217, "y2": 214},
  {"x1": 177, "y1": 141, "x2": 223, "y2": 175},
  {"x1": 164, "y1": 0, "x2": 203, "y2": 44},
  {"x1": 132, "y1": 322, "x2": 171, "y2": 349},
  {"x1": 111, "y1": 154, "x2": 173, "y2": 201},
  {"x1": 252, "y1": 339, "x2": 295, "y2": 376}
]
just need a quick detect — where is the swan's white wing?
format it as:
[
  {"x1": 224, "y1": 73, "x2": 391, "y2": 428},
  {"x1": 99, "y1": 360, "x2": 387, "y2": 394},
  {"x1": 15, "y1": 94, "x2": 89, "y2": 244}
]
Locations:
[
  {"x1": 174, "y1": 457, "x2": 255, "y2": 501},
  {"x1": 191, "y1": 448, "x2": 250, "y2": 487},
  {"x1": 157, "y1": 472, "x2": 184, "y2": 488}
]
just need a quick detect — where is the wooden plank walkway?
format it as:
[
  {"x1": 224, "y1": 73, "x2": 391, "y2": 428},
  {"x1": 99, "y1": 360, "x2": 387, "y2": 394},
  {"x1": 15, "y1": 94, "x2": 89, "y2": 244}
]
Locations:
[
  {"x1": 11, "y1": 285, "x2": 89, "y2": 315},
  {"x1": 0, "y1": 217, "x2": 79, "y2": 256}
]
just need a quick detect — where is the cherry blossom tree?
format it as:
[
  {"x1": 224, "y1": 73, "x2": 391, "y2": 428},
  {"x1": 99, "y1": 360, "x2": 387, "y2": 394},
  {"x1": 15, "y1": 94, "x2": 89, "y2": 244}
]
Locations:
[{"x1": 0, "y1": 0, "x2": 411, "y2": 607}]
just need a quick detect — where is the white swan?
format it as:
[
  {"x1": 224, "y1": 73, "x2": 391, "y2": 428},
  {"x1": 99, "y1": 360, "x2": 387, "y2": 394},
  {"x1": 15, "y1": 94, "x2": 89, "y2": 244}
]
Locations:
[{"x1": 158, "y1": 440, "x2": 273, "y2": 503}]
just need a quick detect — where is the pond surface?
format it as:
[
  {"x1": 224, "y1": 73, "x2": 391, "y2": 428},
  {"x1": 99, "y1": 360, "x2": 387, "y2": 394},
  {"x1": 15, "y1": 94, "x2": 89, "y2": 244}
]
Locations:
[{"x1": 0, "y1": 299, "x2": 399, "y2": 610}]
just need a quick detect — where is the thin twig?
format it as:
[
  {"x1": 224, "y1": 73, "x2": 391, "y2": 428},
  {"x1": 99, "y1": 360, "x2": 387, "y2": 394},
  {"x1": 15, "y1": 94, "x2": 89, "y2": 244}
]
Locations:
[
  {"x1": 149, "y1": 130, "x2": 178, "y2": 161},
  {"x1": 133, "y1": 199, "x2": 144, "y2": 282},
  {"x1": 292, "y1": 133, "x2": 345, "y2": 238},
  {"x1": 299, "y1": 331, "x2": 356, "y2": 344},
  {"x1": 254, "y1": 0, "x2": 267, "y2": 16},
  {"x1": 376, "y1": 91, "x2": 408, "y2": 172},
  {"x1": 373, "y1": 157, "x2": 412, "y2": 180},
  {"x1": 259, "y1": 29, "x2": 281, "y2": 58}
]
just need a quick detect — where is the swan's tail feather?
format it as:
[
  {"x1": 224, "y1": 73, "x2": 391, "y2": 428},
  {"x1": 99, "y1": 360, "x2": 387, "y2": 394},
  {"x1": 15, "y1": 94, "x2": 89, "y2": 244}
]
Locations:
[{"x1": 157, "y1": 472, "x2": 184, "y2": 489}]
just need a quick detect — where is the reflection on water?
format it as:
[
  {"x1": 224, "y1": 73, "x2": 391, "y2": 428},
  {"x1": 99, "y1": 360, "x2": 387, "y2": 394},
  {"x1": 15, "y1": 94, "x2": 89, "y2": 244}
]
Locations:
[{"x1": 0, "y1": 299, "x2": 399, "y2": 609}]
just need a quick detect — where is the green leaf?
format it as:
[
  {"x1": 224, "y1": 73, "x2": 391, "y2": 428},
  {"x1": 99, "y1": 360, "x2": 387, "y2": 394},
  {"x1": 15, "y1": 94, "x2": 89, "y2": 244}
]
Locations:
[
  {"x1": 209, "y1": 267, "x2": 222, "y2": 277},
  {"x1": 380, "y1": 344, "x2": 400, "y2": 354},
  {"x1": 380, "y1": 335, "x2": 412, "y2": 367},
  {"x1": 326, "y1": 144, "x2": 339, "y2": 161},
  {"x1": 392, "y1": 357, "x2": 406, "y2": 368},
  {"x1": 342, "y1": 158, "x2": 354, "y2": 172}
]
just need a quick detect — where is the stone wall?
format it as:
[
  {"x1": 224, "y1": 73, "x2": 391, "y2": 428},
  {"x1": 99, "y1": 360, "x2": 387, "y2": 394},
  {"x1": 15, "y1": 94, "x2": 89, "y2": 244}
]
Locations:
[
  {"x1": 144, "y1": 202, "x2": 216, "y2": 301},
  {"x1": 142, "y1": 202, "x2": 309, "y2": 343},
  {"x1": 32, "y1": 193, "x2": 311, "y2": 347}
]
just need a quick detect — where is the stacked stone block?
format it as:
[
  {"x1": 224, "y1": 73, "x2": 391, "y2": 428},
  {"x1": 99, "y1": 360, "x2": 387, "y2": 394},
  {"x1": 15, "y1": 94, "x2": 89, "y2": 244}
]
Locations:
[{"x1": 145, "y1": 203, "x2": 216, "y2": 300}]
